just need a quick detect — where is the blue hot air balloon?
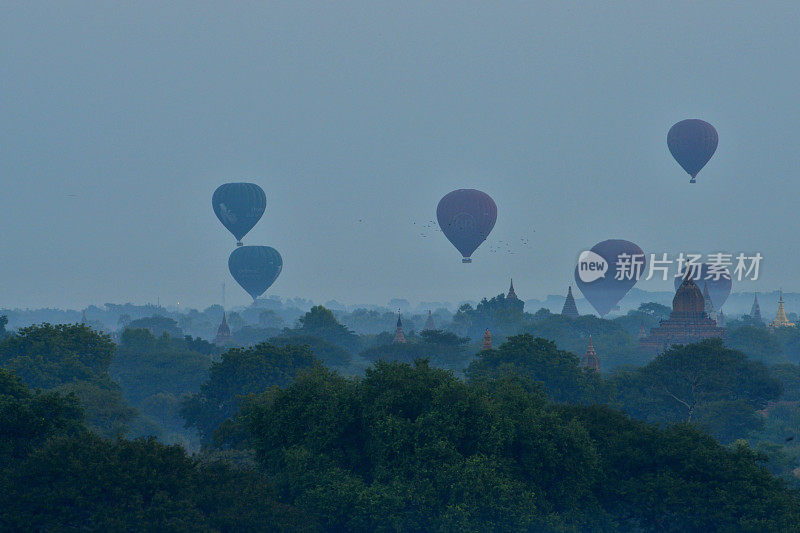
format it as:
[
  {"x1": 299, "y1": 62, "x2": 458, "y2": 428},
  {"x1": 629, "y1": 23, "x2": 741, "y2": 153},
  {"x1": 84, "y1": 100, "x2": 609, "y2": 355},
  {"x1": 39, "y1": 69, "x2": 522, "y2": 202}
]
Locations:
[
  {"x1": 228, "y1": 246, "x2": 282, "y2": 300},
  {"x1": 436, "y1": 189, "x2": 497, "y2": 263},
  {"x1": 667, "y1": 119, "x2": 718, "y2": 183},
  {"x1": 574, "y1": 239, "x2": 646, "y2": 316},
  {"x1": 212, "y1": 183, "x2": 267, "y2": 246}
]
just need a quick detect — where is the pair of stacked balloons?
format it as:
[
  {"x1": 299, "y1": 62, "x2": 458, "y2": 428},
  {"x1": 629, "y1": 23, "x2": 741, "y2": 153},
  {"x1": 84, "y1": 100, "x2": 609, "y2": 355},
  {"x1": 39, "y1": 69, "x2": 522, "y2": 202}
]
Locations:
[{"x1": 212, "y1": 183, "x2": 283, "y2": 301}]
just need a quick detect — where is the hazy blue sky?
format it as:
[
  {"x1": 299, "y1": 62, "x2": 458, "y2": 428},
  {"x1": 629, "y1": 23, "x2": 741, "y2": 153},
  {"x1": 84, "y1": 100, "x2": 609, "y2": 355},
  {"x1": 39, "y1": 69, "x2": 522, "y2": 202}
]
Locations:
[{"x1": 2, "y1": 2, "x2": 799, "y2": 309}]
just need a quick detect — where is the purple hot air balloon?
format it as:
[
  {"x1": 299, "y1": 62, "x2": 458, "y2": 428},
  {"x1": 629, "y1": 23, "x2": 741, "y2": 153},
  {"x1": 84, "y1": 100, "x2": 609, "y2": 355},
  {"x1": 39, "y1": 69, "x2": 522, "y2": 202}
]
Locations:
[
  {"x1": 667, "y1": 119, "x2": 718, "y2": 183},
  {"x1": 437, "y1": 189, "x2": 497, "y2": 263},
  {"x1": 674, "y1": 263, "x2": 732, "y2": 310},
  {"x1": 574, "y1": 239, "x2": 646, "y2": 316}
]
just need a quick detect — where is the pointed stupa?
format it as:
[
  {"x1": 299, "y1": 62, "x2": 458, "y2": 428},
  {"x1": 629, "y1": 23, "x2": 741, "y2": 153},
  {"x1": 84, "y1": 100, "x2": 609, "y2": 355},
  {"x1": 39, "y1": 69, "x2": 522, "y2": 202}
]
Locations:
[
  {"x1": 771, "y1": 291, "x2": 795, "y2": 328},
  {"x1": 702, "y1": 282, "x2": 716, "y2": 321},
  {"x1": 81, "y1": 310, "x2": 87, "y2": 325},
  {"x1": 393, "y1": 313, "x2": 406, "y2": 344},
  {"x1": 507, "y1": 279, "x2": 518, "y2": 300},
  {"x1": 482, "y1": 329, "x2": 492, "y2": 350},
  {"x1": 561, "y1": 286, "x2": 579, "y2": 319},
  {"x1": 581, "y1": 335, "x2": 600, "y2": 373},
  {"x1": 638, "y1": 324, "x2": 647, "y2": 339},
  {"x1": 424, "y1": 310, "x2": 436, "y2": 331},
  {"x1": 751, "y1": 293, "x2": 763, "y2": 322},
  {"x1": 214, "y1": 312, "x2": 232, "y2": 346},
  {"x1": 717, "y1": 310, "x2": 725, "y2": 327}
]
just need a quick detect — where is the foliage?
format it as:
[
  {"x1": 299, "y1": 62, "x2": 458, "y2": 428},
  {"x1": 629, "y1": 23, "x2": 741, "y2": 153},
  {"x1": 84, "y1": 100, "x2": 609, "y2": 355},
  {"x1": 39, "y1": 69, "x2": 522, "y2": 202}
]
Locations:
[
  {"x1": 466, "y1": 334, "x2": 612, "y2": 404},
  {"x1": 726, "y1": 325, "x2": 786, "y2": 364},
  {"x1": 242, "y1": 360, "x2": 800, "y2": 531},
  {"x1": 613, "y1": 339, "x2": 782, "y2": 442},
  {"x1": 181, "y1": 342, "x2": 317, "y2": 445},
  {"x1": 451, "y1": 294, "x2": 525, "y2": 341},
  {"x1": 126, "y1": 316, "x2": 183, "y2": 338},
  {"x1": 278, "y1": 306, "x2": 360, "y2": 353}
]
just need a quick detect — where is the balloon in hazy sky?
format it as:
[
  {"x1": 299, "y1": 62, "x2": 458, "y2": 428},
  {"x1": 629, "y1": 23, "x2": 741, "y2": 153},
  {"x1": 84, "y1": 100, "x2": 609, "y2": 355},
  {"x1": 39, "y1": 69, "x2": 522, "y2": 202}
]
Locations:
[
  {"x1": 436, "y1": 189, "x2": 497, "y2": 263},
  {"x1": 228, "y1": 246, "x2": 283, "y2": 300},
  {"x1": 574, "y1": 239, "x2": 646, "y2": 316},
  {"x1": 667, "y1": 119, "x2": 718, "y2": 183},
  {"x1": 212, "y1": 183, "x2": 267, "y2": 245}
]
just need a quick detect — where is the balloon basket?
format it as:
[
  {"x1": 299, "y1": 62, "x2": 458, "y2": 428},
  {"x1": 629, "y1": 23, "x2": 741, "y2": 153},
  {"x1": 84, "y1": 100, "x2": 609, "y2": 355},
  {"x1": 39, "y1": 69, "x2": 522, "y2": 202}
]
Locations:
[
  {"x1": 462, "y1": 258, "x2": 472, "y2": 263},
  {"x1": 236, "y1": 241, "x2": 243, "y2": 247},
  {"x1": 689, "y1": 178, "x2": 696, "y2": 184}
]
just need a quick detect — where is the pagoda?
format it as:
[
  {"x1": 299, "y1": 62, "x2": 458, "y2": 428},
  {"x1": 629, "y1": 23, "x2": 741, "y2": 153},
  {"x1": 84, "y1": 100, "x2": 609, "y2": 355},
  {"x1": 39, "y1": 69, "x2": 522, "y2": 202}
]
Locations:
[
  {"x1": 214, "y1": 312, "x2": 233, "y2": 346},
  {"x1": 393, "y1": 313, "x2": 406, "y2": 344},
  {"x1": 507, "y1": 279, "x2": 518, "y2": 300},
  {"x1": 717, "y1": 310, "x2": 725, "y2": 327},
  {"x1": 770, "y1": 291, "x2": 795, "y2": 329},
  {"x1": 581, "y1": 336, "x2": 600, "y2": 372},
  {"x1": 751, "y1": 293, "x2": 763, "y2": 323},
  {"x1": 639, "y1": 272, "x2": 725, "y2": 356},
  {"x1": 482, "y1": 329, "x2": 492, "y2": 350},
  {"x1": 561, "y1": 286, "x2": 579, "y2": 319},
  {"x1": 424, "y1": 310, "x2": 436, "y2": 331},
  {"x1": 702, "y1": 282, "x2": 716, "y2": 321}
]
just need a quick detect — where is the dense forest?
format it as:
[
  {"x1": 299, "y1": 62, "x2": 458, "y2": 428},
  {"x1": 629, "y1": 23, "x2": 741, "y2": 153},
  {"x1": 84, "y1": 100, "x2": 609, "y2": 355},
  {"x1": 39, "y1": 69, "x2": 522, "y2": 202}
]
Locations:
[{"x1": 3, "y1": 299, "x2": 800, "y2": 531}]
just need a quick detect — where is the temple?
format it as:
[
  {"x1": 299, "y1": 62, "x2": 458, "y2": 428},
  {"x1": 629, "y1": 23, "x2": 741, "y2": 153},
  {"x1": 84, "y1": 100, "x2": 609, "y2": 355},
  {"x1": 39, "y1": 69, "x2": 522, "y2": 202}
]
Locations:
[
  {"x1": 424, "y1": 310, "x2": 436, "y2": 331},
  {"x1": 214, "y1": 312, "x2": 233, "y2": 346},
  {"x1": 482, "y1": 329, "x2": 492, "y2": 350},
  {"x1": 507, "y1": 279, "x2": 518, "y2": 300},
  {"x1": 581, "y1": 336, "x2": 600, "y2": 372},
  {"x1": 561, "y1": 286, "x2": 579, "y2": 319},
  {"x1": 751, "y1": 293, "x2": 763, "y2": 323},
  {"x1": 639, "y1": 273, "x2": 725, "y2": 356},
  {"x1": 702, "y1": 282, "x2": 716, "y2": 321},
  {"x1": 770, "y1": 291, "x2": 795, "y2": 329},
  {"x1": 393, "y1": 313, "x2": 406, "y2": 344}
]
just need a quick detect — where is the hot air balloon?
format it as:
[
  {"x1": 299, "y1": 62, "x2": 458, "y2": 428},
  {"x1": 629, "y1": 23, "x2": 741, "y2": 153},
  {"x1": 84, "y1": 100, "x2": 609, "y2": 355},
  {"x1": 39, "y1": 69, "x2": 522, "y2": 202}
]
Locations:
[
  {"x1": 574, "y1": 239, "x2": 646, "y2": 316},
  {"x1": 667, "y1": 119, "x2": 718, "y2": 183},
  {"x1": 228, "y1": 246, "x2": 282, "y2": 300},
  {"x1": 436, "y1": 189, "x2": 497, "y2": 263},
  {"x1": 212, "y1": 183, "x2": 267, "y2": 246}
]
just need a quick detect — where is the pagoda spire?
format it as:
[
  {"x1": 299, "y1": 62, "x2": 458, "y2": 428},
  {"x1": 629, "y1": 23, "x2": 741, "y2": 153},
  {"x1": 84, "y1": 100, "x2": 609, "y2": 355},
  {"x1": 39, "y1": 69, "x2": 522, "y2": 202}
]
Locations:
[
  {"x1": 507, "y1": 278, "x2": 518, "y2": 300},
  {"x1": 581, "y1": 335, "x2": 600, "y2": 372},
  {"x1": 424, "y1": 310, "x2": 436, "y2": 331},
  {"x1": 214, "y1": 312, "x2": 232, "y2": 346},
  {"x1": 751, "y1": 293, "x2": 763, "y2": 323},
  {"x1": 771, "y1": 290, "x2": 795, "y2": 328},
  {"x1": 702, "y1": 282, "x2": 716, "y2": 321},
  {"x1": 393, "y1": 312, "x2": 406, "y2": 344},
  {"x1": 561, "y1": 286, "x2": 579, "y2": 319},
  {"x1": 482, "y1": 329, "x2": 492, "y2": 350}
]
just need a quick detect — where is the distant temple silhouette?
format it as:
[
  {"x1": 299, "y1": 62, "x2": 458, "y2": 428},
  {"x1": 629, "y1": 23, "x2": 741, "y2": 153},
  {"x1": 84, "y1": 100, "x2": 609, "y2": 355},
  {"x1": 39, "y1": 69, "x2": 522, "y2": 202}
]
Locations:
[
  {"x1": 393, "y1": 313, "x2": 406, "y2": 344},
  {"x1": 482, "y1": 329, "x2": 492, "y2": 350},
  {"x1": 639, "y1": 272, "x2": 724, "y2": 356},
  {"x1": 750, "y1": 293, "x2": 763, "y2": 323},
  {"x1": 702, "y1": 282, "x2": 716, "y2": 322},
  {"x1": 506, "y1": 279, "x2": 518, "y2": 300},
  {"x1": 581, "y1": 336, "x2": 600, "y2": 372},
  {"x1": 561, "y1": 286, "x2": 579, "y2": 319},
  {"x1": 424, "y1": 310, "x2": 436, "y2": 331},
  {"x1": 214, "y1": 312, "x2": 233, "y2": 346}
]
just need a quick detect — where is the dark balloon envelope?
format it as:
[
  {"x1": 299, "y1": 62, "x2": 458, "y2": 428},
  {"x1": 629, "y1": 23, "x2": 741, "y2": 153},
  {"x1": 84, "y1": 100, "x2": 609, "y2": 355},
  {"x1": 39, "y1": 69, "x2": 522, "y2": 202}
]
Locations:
[
  {"x1": 212, "y1": 183, "x2": 267, "y2": 245},
  {"x1": 228, "y1": 246, "x2": 283, "y2": 300},
  {"x1": 574, "y1": 239, "x2": 646, "y2": 316},
  {"x1": 674, "y1": 263, "x2": 732, "y2": 310},
  {"x1": 436, "y1": 189, "x2": 497, "y2": 263},
  {"x1": 667, "y1": 119, "x2": 718, "y2": 183}
]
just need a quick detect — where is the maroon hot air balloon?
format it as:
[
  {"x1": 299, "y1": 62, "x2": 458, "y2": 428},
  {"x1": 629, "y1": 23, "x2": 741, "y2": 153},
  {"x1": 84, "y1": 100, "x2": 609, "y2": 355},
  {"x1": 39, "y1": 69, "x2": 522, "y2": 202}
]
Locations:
[{"x1": 437, "y1": 189, "x2": 497, "y2": 263}]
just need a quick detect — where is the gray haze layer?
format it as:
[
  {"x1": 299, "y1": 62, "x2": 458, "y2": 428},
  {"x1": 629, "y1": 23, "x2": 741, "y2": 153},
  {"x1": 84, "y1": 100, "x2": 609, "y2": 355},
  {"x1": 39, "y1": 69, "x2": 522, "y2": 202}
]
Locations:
[{"x1": 2, "y1": 3, "x2": 798, "y2": 309}]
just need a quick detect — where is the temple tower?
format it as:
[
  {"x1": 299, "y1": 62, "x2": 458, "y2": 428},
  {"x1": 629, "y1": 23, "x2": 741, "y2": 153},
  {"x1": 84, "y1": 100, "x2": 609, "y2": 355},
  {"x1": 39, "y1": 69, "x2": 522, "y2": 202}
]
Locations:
[
  {"x1": 561, "y1": 286, "x2": 579, "y2": 319},
  {"x1": 507, "y1": 279, "x2": 518, "y2": 300},
  {"x1": 393, "y1": 313, "x2": 406, "y2": 344},
  {"x1": 483, "y1": 329, "x2": 492, "y2": 350},
  {"x1": 751, "y1": 293, "x2": 763, "y2": 322},
  {"x1": 214, "y1": 312, "x2": 233, "y2": 346},
  {"x1": 581, "y1": 336, "x2": 600, "y2": 372},
  {"x1": 770, "y1": 291, "x2": 795, "y2": 329},
  {"x1": 424, "y1": 310, "x2": 436, "y2": 331},
  {"x1": 702, "y1": 282, "x2": 716, "y2": 321}
]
